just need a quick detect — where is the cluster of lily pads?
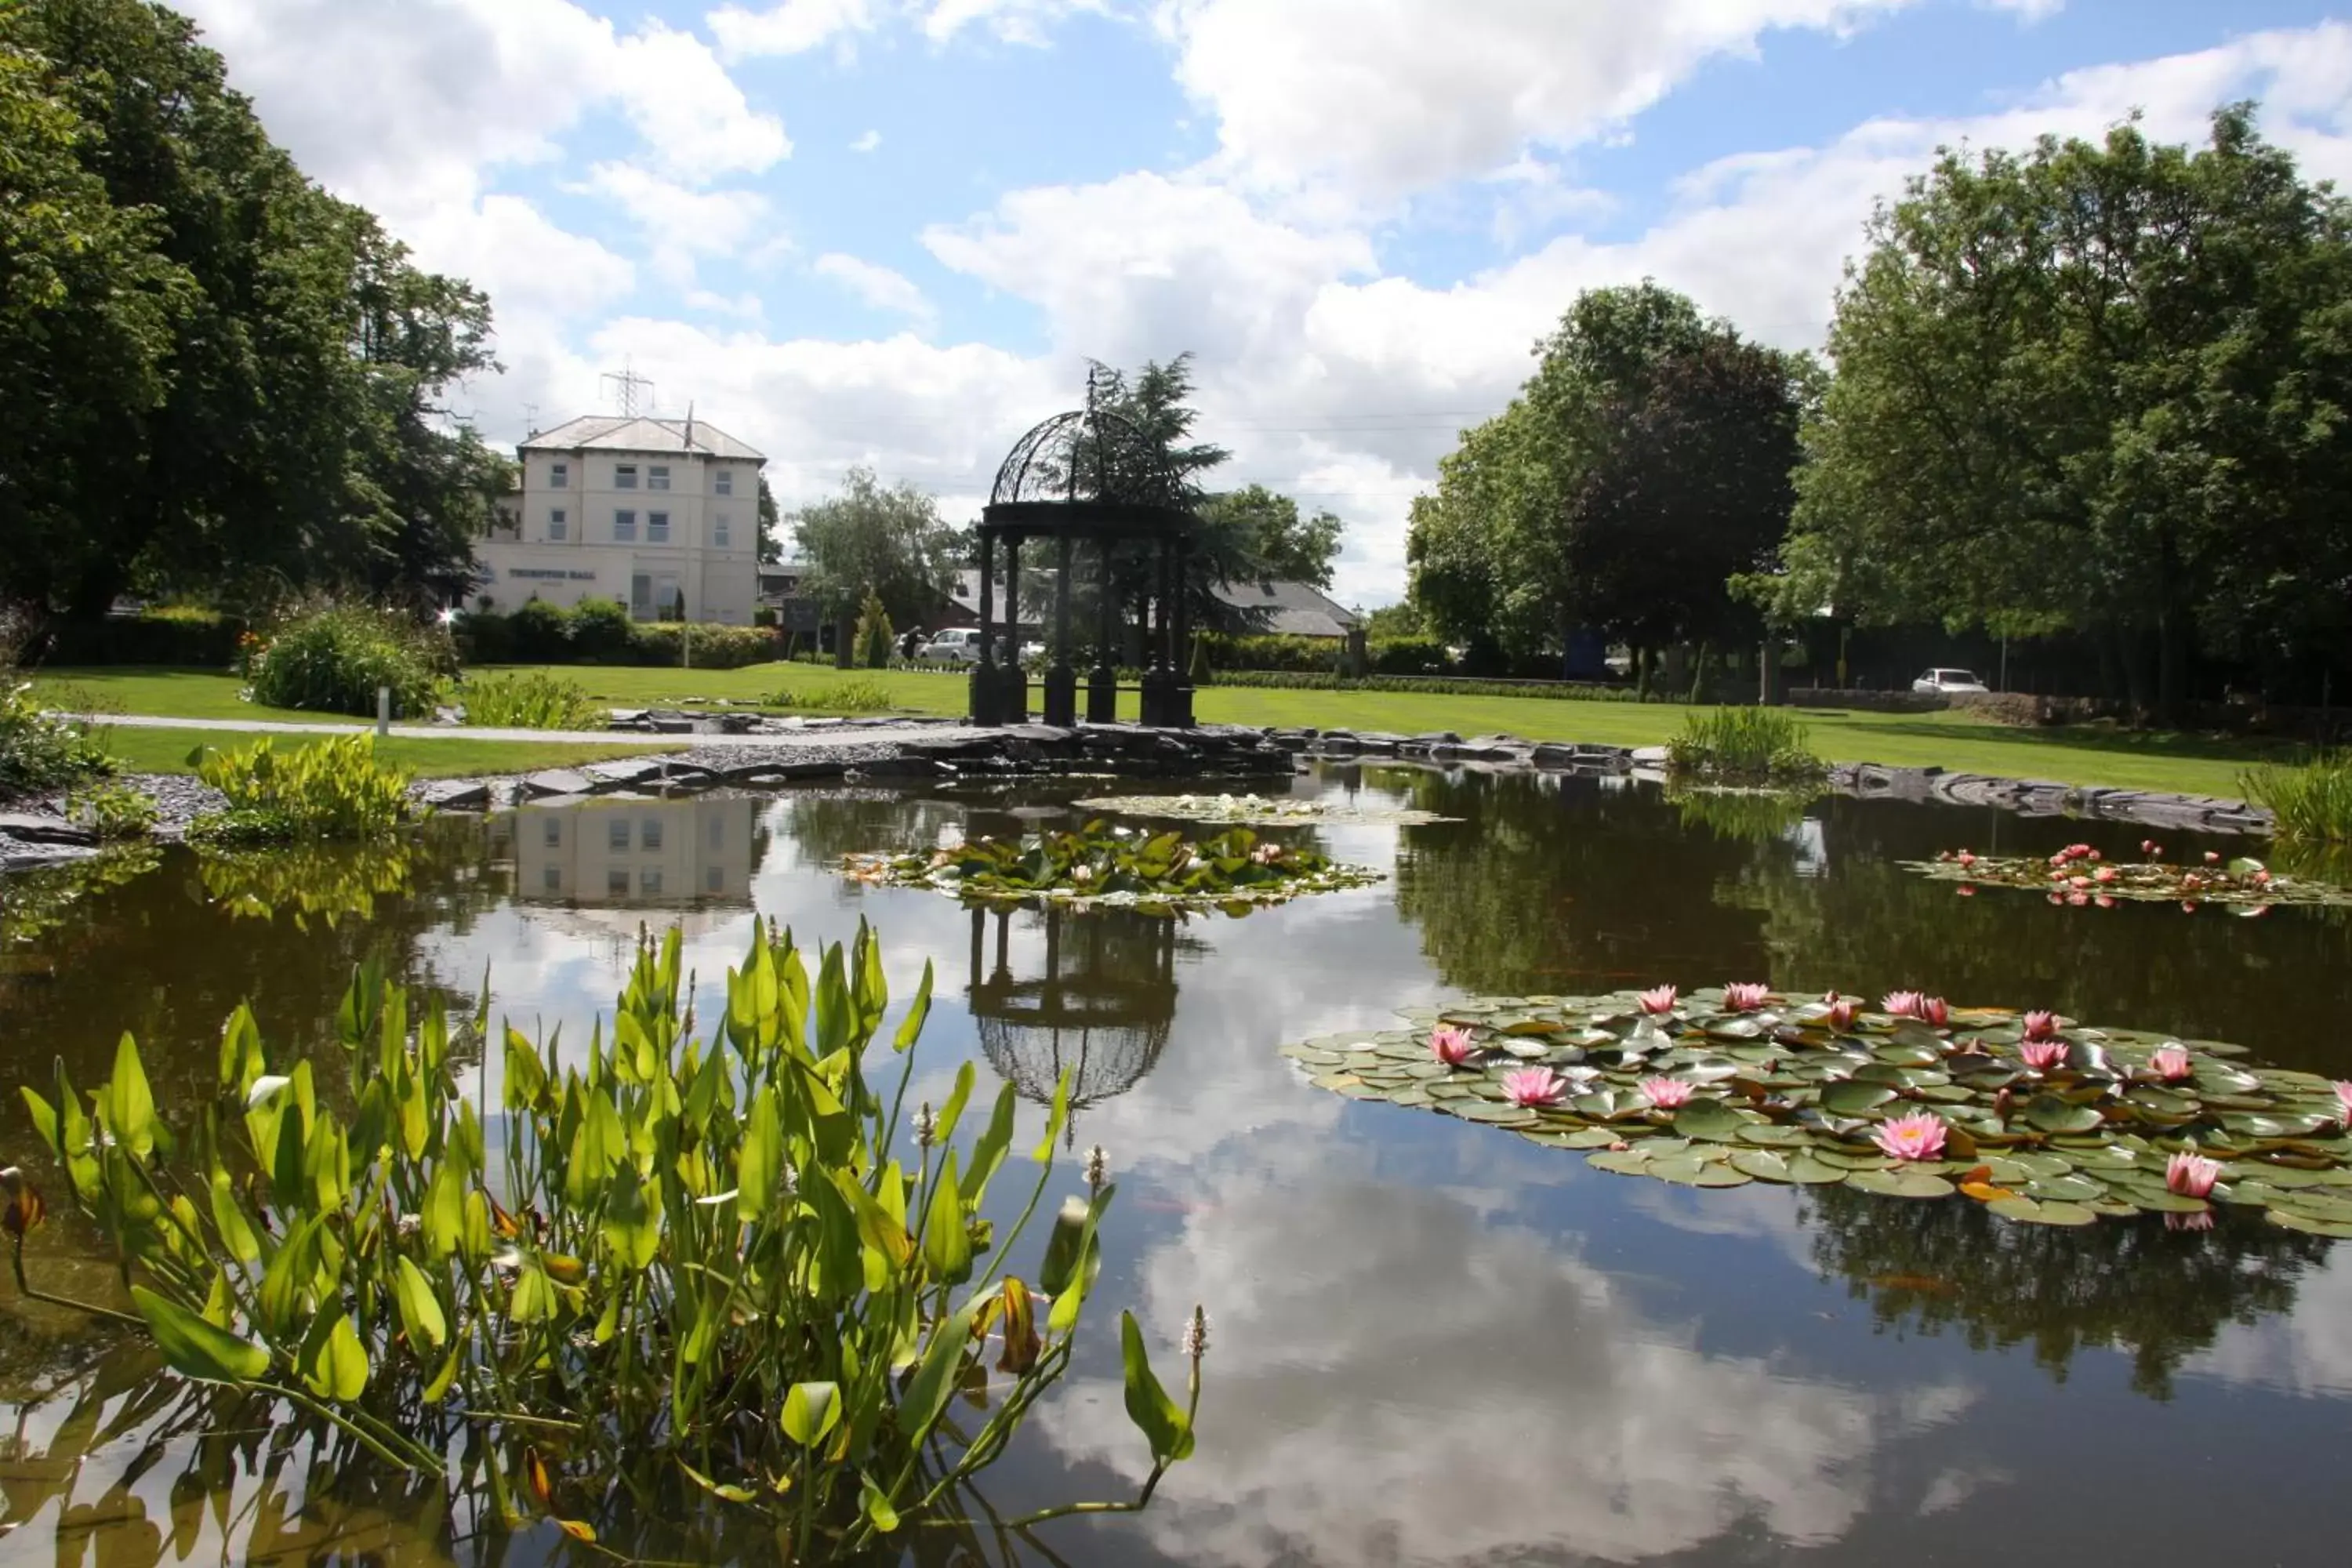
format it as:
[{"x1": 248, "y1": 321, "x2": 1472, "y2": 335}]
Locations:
[
  {"x1": 842, "y1": 822, "x2": 1382, "y2": 914},
  {"x1": 1069, "y1": 793, "x2": 1456, "y2": 827},
  {"x1": 1901, "y1": 840, "x2": 2352, "y2": 910},
  {"x1": 1280, "y1": 985, "x2": 2352, "y2": 1232}
]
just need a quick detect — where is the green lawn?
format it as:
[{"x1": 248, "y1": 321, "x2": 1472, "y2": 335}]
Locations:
[
  {"x1": 100, "y1": 728, "x2": 664, "y2": 779},
  {"x1": 32, "y1": 663, "x2": 2288, "y2": 799}
]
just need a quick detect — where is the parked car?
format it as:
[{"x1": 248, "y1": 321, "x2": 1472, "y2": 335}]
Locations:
[
  {"x1": 1911, "y1": 667, "x2": 1990, "y2": 695},
  {"x1": 916, "y1": 628, "x2": 982, "y2": 665}
]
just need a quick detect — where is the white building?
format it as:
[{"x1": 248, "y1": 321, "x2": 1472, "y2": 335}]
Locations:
[{"x1": 476, "y1": 414, "x2": 765, "y2": 624}]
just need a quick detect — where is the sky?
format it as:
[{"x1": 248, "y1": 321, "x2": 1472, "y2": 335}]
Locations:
[{"x1": 172, "y1": 0, "x2": 2352, "y2": 607}]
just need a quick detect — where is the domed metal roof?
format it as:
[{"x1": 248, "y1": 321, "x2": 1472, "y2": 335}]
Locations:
[{"x1": 985, "y1": 372, "x2": 1199, "y2": 532}]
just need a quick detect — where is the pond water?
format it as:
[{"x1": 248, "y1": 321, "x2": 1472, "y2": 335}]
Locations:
[{"x1": 5, "y1": 764, "x2": 2351, "y2": 1566}]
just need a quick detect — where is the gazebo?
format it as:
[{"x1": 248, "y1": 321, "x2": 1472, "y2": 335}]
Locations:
[{"x1": 971, "y1": 373, "x2": 1199, "y2": 728}]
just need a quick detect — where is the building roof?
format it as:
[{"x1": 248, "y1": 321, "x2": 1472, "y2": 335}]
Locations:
[
  {"x1": 519, "y1": 414, "x2": 764, "y2": 462},
  {"x1": 1209, "y1": 577, "x2": 1361, "y2": 638}
]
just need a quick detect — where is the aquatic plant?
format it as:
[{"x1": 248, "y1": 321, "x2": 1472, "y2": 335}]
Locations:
[
  {"x1": 64, "y1": 779, "x2": 158, "y2": 840},
  {"x1": 2241, "y1": 750, "x2": 2352, "y2": 843},
  {"x1": 1901, "y1": 847, "x2": 2352, "y2": 908},
  {"x1": 455, "y1": 670, "x2": 604, "y2": 731},
  {"x1": 1280, "y1": 986, "x2": 2352, "y2": 1231},
  {"x1": 843, "y1": 822, "x2": 1382, "y2": 914},
  {"x1": 195, "y1": 839, "x2": 415, "y2": 928},
  {"x1": 767, "y1": 679, "x2": 896, "y2": 713},
  {"x1": 185, "y1": 735, "x2": 413, "y2": 844},
  {"x1": 9, "y1": 921, "x2": 1203, "y2": 1556},
  {"x1": 1073, "y1": 793, "x2": 1457, "y2": 827},
  {"x1": 0, "y1": 678, "x2": 112, "y2": 797},
  {"x1": 1664, "y1": 707, "x2": 1825, "y2": 783}
]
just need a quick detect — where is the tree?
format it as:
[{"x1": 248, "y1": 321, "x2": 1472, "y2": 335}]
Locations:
[
  {"x1": 789, "y1": 467, "x2": 961, "y2": 633},
  {"x1": 1405, "y1": 282, "x2": 1806, "y2": 669},
  {"x1": 756, "y1": 475, "x2": 783, "y2": 565},
  {"x1": 1196, "y1": 485, "x2": 1345, "y2": 590},
  {"x1": 1759, "y1": 104, "x2": 2352, "y2": 712},
  {"x1": 852, "y1": 587, "x2": 894, "y2": 670},
  {"x1": 0, "y1": 0, "x2": 503, "y2": 619}
]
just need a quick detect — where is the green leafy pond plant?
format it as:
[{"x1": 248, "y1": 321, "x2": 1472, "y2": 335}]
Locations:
[
  {"x1": 1664, "y1": 707, "x2": 1826, "y2": 785},
  {"x1": 843, "y1": 822, "x2": 1384, "y2": 915},
  {"x1": 1281, "y1": 985, "x2": 2352, "y2": 1232},
  {"x1": 185, "y1": 734, "x2": 414, "y2": 845},
  {"x1": 6, "y1": 921, "x2": 1204, "y2": 1559},
  {"x1": 1069, "y1": 792, "x2": 1459, "y2": 826},
  {"x1": 1900, "y1": 840, "x2": 2352, "y2": 909}
]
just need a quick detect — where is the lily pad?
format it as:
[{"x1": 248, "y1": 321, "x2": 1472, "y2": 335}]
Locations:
[{"x1": 1846, "y1": 1167, "x2": 1955, "y2": 1200}]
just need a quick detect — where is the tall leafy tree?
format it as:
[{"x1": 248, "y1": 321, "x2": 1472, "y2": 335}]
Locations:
[
  {"x1": 756, "y1": 475, "x2": 783, "y2": 565},
  {"x1": 789, "y1": 466, "x2": 964, "y2": 633},
  {"x1": 1760, "y1": 104, "x2": 2352, "y2": 711},
  {"x1": 1196, "y1": 484, "x2": 1345, "y2": 590}
]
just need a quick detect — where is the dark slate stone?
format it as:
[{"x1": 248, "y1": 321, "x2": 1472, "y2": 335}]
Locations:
[
  {"x1": 1410, "y1": 731, "x2": 1464, "y2": 746},
  {"x1": 521, "y1": 769, "x2": 593, "y2": 798},
  {"x1": 0, "y1": 812, "x2": 95, "y2": 847},
  {"x1": 414, "y1": 779, "x2": 492, "y2": 811}
]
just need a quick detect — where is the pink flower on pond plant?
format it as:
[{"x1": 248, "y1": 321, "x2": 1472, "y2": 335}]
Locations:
[
  {"x1": 1919, "y1": 996, "x2": 1950, "y2": 1029},
  {"x1": 1639, "y1": 1076, "x2": 1695, "y2": 1110},
  {"x1": 1429, "y1": 1026, "x2": 1478, "y2": 1068},
  {"x1": 2094, "y1": 866, "x2": 2118, "y2": 884},
  {"x1": 2165, "y1": 1152, "x2": 2222, "y2": 1199},
  {"x1": 1882, "y1": 990, "x2": 1924, "y2": 1019},
  {"x1": 1637, "y1": 985, "x2": 1679, "y2": 1016},
  {"x1": 1722, "y1": 982, "x2": 1772, "y2": 1012},
  {"x1": 1871, "y1": 1111, "x2": 1949, "y2": 1163},
  {"x1": 2148, "y1": 1044, "x2": 2193, "y2": 1083},
  {"x1": 1824, "y1": 997, "x2": 1860, "y2": 1032},
  {"x1": 1499, "y1": 1067, "x2": 1570, "y2": 1108},
  {"x1": 2332, "y1": 1080, "x2": 2352, "y2": 1127},
  {"x1": 2020, "y1": 1037, "x2": 2069, "y2": 1072},
  {"x1": 2022, "y1": 1011, "x2": 2062, "y2": 1043},
  {"x1": 2166, "y1": 1210, "x2": 2215, "y2": 1232}
]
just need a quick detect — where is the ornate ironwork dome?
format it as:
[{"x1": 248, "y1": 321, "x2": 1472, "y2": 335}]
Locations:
[{"x1": 989, "y1": 404, "x2": 1193, "y2": 516}]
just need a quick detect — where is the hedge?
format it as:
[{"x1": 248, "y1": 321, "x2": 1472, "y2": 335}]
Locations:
[
  {"x1": 38, "y1": 608, "x2": 247, "y2": 667},
  {"x1": 456, "y1": 605, "x2": 782, "y2": 670},
  {"x1": 1207, "y1": 670, "x2": 1664, "y2": 702}
]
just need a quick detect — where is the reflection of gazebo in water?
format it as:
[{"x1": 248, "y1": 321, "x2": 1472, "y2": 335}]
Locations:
[
  {"x1": 965, "y1": 904, "x2": 1185, "y2": 1144},
  {"x1": 971, "y1": 369, "x2": 1200, "y2": 728}
]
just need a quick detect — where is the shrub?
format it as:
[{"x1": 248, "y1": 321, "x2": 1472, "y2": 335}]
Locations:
[
  {"x1": 2241, "y1": 751, "x2": 2352, "y2": 842},
  {"x1": 0, "y1": 679, "x2": 113, "y2": 797},
  {"x1": 248, "y1": 604, "x2": 444, "y2": 718},
  {"x1": 1665, "y1": 707, "x2": 1826, "y2": 782},
  {"x1": 1207, "y1": 670, "x2": 1654, "y2": 701},
  {"x1": 459, "y1": 671, "x2": 605, "y2": 731},
  {"x1": 38, "y1": 607, "x2": 248, "y2": 667},
  {"x1": 65, "y1": 779, "x2": 158, "y2": 839},
  {"x1": 569, "y1": 597, "x2": 636, "y2": 661},
  {"x1": 186, "y1": 735, "x2": 413, "y2": 843},
  {"x1": 853, "y1": 587, "x2": 894, "y2": 670},
  {"x1": 1367, "y1": 636, "x2": 1451, "y2": 676},
  {"x1": 9, "y1": 924, "x2": 1205, "y2": 1556},
  {"x1": 767, "y1": 679, "x2": 895, "y2": 712},
  {"x1": 1196, "y1": 632, "x2": 1340, "y2": 673},
  {"x1": 630, "y1": 622, "x2": 779, "y2": 670},
  {"x1": 507, "y1": 599, "x2": 575, "y2": 662}
]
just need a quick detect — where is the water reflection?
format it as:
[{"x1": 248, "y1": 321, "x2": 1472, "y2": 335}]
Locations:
[{"x1": 492, "y1": 796, "x2": 765, "y2": 907}]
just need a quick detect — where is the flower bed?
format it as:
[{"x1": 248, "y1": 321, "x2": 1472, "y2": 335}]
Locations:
[
  {"x1": 1282, "y1": 985, "x2": 2352, "y2": 1231},
  {"x1": 1900, "y1": 840, "x2": 2352, "y2": 909},
  {"x1": 843, "y1": 823, "x2": 1382, "y2": 913}
]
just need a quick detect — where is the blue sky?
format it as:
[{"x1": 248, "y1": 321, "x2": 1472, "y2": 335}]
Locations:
[{"x1": 180, "y1": 0, "x2": 2352, "y2": 603}]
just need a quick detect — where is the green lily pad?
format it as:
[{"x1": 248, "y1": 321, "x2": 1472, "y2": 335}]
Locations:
[
  {"x1": 1730, "y1": 1149, "x2": 1795, "y2": 1182},
  {"x1": 1846, "y1": 1167, "x2": 1954, "y2": 1200},
  {"x1": 1672, "y1": 1099, "x2": 1748, "y2": 1143},
  {"x1": 1818, "y1": 1081, "x2": 1897, "y2": 1116},
  {"x1": 2268, "y1": 1209, "x2": 2352, "y2": 1238},
  {"x1": 1987, "y1": 1196, "x2": 2097, "y2": 1226},
  {"x1": 2023, "y1": 1095, "x2": 2107, "y2": 1135}
]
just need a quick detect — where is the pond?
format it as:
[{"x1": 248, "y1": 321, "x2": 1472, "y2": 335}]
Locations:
[{"x1": 5, "y1": 763, "x2": 2351, "y2": 1565}]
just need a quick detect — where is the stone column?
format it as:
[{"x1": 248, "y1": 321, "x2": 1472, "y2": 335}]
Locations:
[
  {"x1": 971, "y1": 529, "x2": 998, "y2": 725},
  {"x1": 1044, "y1": 530, "x2": 1076, "y2": 725},
  {"x1": 1087, "y1": 536, "x2": 1119, "y2": 723},
  {"x1": 1002, "y1": 532, "x2": 1028, "y2": 722},
  {"x1": 1171, "y1": 534, "x2": 1195, "y2": 727}
]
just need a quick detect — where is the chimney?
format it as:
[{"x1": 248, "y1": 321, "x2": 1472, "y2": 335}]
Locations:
[{"x1": 684, "y1": 401, "x2": 696, "y2": 451}]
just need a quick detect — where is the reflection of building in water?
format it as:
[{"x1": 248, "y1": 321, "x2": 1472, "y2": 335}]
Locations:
[
  {"x1": 492, "y1": 797, "x2": 760, "y2": 906},
  {"x1": 965, "y1": 905, "x2": 1186, "y2": 1142},
  {"x1": 1788, "y1": 817, "x2": 1829, "y2": 878}
]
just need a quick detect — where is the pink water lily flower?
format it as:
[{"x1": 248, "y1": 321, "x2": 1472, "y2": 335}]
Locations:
[
  {"x1": 2165, "y1": 1210, "x2": 2215, "y2": 1232},
  {"x1": 1824, "y1": 998, "x2": 1860, "y2": 1032},
  {"x1": 2020, "y1": 1037, "x2": 2069, "y2": 1072},
  {"x1": 1635, "y1": 1076, "x2": 1693, "y2": 1110},
  {"x1": 1722, "y1": 982, "x2": 1772, "y2": 1012},
  {"x1": 2333, "y1": 1080, "x2": 2352, "y2": 1127},
  {"x1": 1881, "y1": 989, "x2": 1924, "y2": 1019},
  {"x1": 2165, "y1": 1152, "x2": 2222, "y2": 1199},
  {"x1": 1919, "y1": 996, "x2": 1950, "y2": 1029},
  {"x1": 1871, "y1": 1111, "x2": 1948, "y2": 1163},
  {"x1": 1499, "y1": 1067, "x2": 1570, "y2": 1108},
  {"x1": 2147, "y1": 1044, "x2": 2193, "y2": 1083},
  {"x1": 2021, "y1": 1011, "x2": 2062, "y2": 1043},
  {"x1": 1429, "y1": 1025, "x2": 1478, "y2": 1068},
  {"x1": 1637, "y1": 985, "x2": 1679, "y2": 1016}
]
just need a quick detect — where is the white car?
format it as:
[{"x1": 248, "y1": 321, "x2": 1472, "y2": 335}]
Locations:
[
  {"x1": 916, "y1": 629, "x2": 982, "y2": 665},
  {"x1": 1912, "y1": 667, "x2": 1990, "y2": 695}
]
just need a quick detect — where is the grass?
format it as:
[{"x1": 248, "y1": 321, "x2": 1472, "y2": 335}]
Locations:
[
  {"x1": 100, "y1": 727, "x2": 663, "y2": 779},
  {"x1": 29, "y1": 663, "x2": 2299, "y2": 799}
]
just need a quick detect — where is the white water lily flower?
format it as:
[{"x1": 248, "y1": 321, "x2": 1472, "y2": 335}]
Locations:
[{"x1": 245, "y1": 1074, "x2": 293, "y2": 1109}]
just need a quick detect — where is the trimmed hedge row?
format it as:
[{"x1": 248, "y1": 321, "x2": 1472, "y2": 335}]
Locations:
[
  {"x1": 1206, "y1": 670, "x2": 1663, "y2": 702},
  {"x1": 458, "y1": 606, "x2": 782, "y2": 670},
  {"x1": 38, "y1": 608, "x2": 249, "y2": 667},
  {"x1": 1193, "y1": 632, "x2": 1454, "y2": 677}
]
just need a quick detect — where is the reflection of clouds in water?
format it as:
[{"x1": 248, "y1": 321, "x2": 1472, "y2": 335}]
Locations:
[
  {"x1": 1038, "y1": 1138, "x2": 1976, "y2": 1566},
  {"x1": 2184, "y1": 1249, "x2": 2352, "y2": 1397}
]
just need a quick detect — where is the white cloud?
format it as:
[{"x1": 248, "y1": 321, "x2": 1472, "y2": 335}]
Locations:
[
  {"x1": 813, "y1": 254, "x2": 938, "y2": 325},
  {"x1": 1983, "y1": 0, "x2": 2064, "y2": 20},
  {"x1": 612, "y1": 21, "x2": 793, "y2": 179},
  {"x1": 1156, "y1": 0, "x2": 1920, "y2": 204},
  {"x1": 923, "y1": 0, "x2": 1107, "y2": 45},
  {"x1": 710, "y1": 0, "x2": 878, "y2": 59},
  {"x1": 851, "y1": 129, "x2": 884, "y2": 153},
  {"x1": 578, "y1": 162, "x2": 776, "y2": 286}
]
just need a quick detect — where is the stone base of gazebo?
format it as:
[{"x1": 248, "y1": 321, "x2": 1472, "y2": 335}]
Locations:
[{"x1": 971, "y1": 659, "x2": 1194, "y2": 728}]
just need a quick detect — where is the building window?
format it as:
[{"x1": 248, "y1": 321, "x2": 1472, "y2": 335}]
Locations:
[
  {"x1": 715, "y1": 469, "x2": 733, "y2": 496},
  {"x1": 550, "y1": 461, "x2": 568, "y2": 488},
  {"x1": 706, "y1": 864, "x2": 723, "y2": 893},
  {"x1": 549, "y1": 507, "x2": 567, "y2": 541},
  {"x1": 615, "y1": 463, "x2": 637, "y2": 490},
  {"x1": 648, "y1": 511, "x2": 670, "y2": 544},
  {"x1": 543, "y1": 816, "x2": 562, "y2": 848},
  {"x1": 614, "y1": 509, "x2": 637, "y2": 543},
  {"x1": 607, "y1": 868, "x2": 630, "y2": 898},
  {"x1": 608, "y1": 817, "x2": 630, "y2": 851},
  {"x1": 713, "y1": 514, "x2": 730, "y2": 549},
  {"x1": 707, "y1": 815, "x2": 724, "y2": 849},
  {"x1": 641, "y1": 816, "x2": 663, "y2": 851},
  {"x1": 543, "y1": 865, "x2": 563, "y2": 894},
  {"x1": 632, "y1": 572, "x2": 680, "y2": 622},
  {"x1": 648, "y1": 465, "x2": 670, "y2": 492},
  {"x1": 641, "y1": 869, "x2": 664, "y2": 896}
]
